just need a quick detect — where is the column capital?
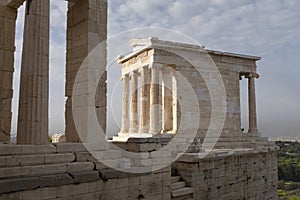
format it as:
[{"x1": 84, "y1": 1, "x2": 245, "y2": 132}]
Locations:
[
  {"x1": 129, "y1": 70, "x2": 138, "y2": 78},
  {"x1": 138, "y1": 66, "x2": 150, "y2": 74},
  {"x1": 245, "y1": 72, "x2": 260, "y2": 79},
  {"x1": 148, "y1": 62, "x2": 163, "y2": 70},
  {"x1": 120, "y1": 73, "x2": 129, "y2": 80}
]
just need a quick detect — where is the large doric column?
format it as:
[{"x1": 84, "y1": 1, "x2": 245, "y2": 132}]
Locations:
[
  {"x1": 0, "y1": 5, "x2": 17, "y2": 142},
  {"x1": 246, "y1": 72, "x2": 259, "y2": 135},
  {"x1": 17, "y1": 0, "x2": 50, "y2": 145},
  {"x1": 65, "y1": 0, "x2": 107, "y2": 142},
  {"x1": 129, "y1": 71, "x2": 138, "y2": 133},
  {"x1": 149, "y1": 63, "x2": 162, "y2": 135},
  {"x1": 162, "y1": 68, "x2": 173, "y2": 132},
  {"x1": 138, "y1": 67, "x2": 150, "y2": 133},
  {"x1": 120, "y1": 74, "x2": 130, "y2": 133}
]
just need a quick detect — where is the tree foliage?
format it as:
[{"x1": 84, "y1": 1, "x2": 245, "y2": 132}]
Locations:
[{"x1": 276, "y1": 141, "x2": 300, "y2": 182}]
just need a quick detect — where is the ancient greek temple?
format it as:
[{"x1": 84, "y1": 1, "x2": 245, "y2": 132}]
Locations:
[
  {"x1": 114, "y1": 38, "x2": 261, "y2": 146},
  {"x1": 0, "y1": 0, "x2": 107, "y2": 144}
]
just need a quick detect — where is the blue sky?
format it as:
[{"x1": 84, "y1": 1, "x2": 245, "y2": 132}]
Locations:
[{"x1": 11, "y1": 0, "x2": 300, "y2": 137}]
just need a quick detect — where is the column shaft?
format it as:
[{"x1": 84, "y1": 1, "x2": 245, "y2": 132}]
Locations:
[
  {"x1": 0, "y1": 6, "x2": 17, "y2": 142},
  {"x1": 138, "y1": 67, "x2": 150, "y2": 133},
  {"x1": 17, "y1": 0, "x2": 50, "y2": 145},
  {"x1": 247, "y1": 73, "x2": 259, "y2": 135},
  {"x1": 120, "y1": 74, "x2": 130, "y2": 133},
  {"x1": 163, "y1": 69, "x2": 173, "y2": 132},
  {"x1": 129, "y1": 71, "x2": 138, "y2": 133},
  {"x1": 65, "y1": 0, "x2": 107, "y2": 142},
  {"x1": 149, "y1": 63, "x2": 162, "y2": 135},
  {"x1": 172, "y1": 70, "x2": 179, "y2": 132}
]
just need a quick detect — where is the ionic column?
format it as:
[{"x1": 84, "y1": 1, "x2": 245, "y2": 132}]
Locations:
[
  {"x1": 138, "y1": 67, "x2": 150, "y2": 133},
  {"x1": 129, "y1": 71, "x2": 138, "y2": 133},
  {"x1": 246, "y1": 72, "x2": 259, "y2": 135},
  {"x1": 120, "y1": 74, "x2": 130, "y2": 133},
  {"x1": 162, "y1": 68, "x2": 173, "y2": 132},
  {"x1": 17, "y1": 0, "x2": 50, "y2": 144},
  {"x1": 149, "y1": 63, "x2": 162, "y2": 135},
  {"x1": 0, "y1": 6, "x2": 17, "y2": 142}
]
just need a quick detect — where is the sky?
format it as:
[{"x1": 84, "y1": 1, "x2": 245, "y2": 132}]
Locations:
[{"x1": 11, "y1": 0, "x2": 300, "y2": 137}]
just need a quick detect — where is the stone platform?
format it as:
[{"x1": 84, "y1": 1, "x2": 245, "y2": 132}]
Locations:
[{"x1": 0, "y1": 142, "x2": 278, "y2": 200}]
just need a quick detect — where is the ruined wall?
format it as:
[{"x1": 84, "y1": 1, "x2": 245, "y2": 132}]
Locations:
[
  {"x1": 0, "y1": 143, "x2": 171, "y2": 200},
  {"x1": 173, "y1": 149, "x2": 278, "y2": 200},
  {"x1": 0, "y1": 143, "x2": 278, "y2": 200}
]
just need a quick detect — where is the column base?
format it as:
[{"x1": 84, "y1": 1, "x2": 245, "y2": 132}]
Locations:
[
  {"x1": 138, "y1": 128, "x2": 150, "y2": 134},
  {"x1": 149, "y1": 129, "x2": 161, "y2": 135},
  {"x1": 128, "y1": 129, "x2": 139, "y2": 133},
  {"x1": 248, "y1": 130, "x2": 260, "y2": 137}
]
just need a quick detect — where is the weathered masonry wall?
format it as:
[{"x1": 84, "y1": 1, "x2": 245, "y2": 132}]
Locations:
[
  {"x1": 173, "y1": 150, "x2": 279, "y2": 200},
  {"x1": 0, "y1": 143, "x2": 171, "y2": 200},
  {"x1": 0, "y1": 143, "x2": 278, "y2": 200}
]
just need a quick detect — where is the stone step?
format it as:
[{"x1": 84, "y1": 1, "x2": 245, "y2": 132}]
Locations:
[
  {"x1": 171, "y1": 181, "x2": 186, "y2": 190},
  {"x1": 171, "y1": 176, "x2": 181, "y2": 183},
  {"x1": 0, "y1": 162, "x2": 95, "y2": 179},
  {"x1": 172, "y1": 187, "x2": 193, "y2": 198},
  {"x1": 0, "y1": 153, "x2": 76, "y2": 168}
]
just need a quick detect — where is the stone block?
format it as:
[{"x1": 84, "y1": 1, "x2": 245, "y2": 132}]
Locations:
[
  {"x1": 0, "y1": 144, "x2": 21, "y2": 155},
  {"x1": 0, "y1": 156, "x2": 5, "y2": 167},
  {"x1": 19, "y1": 187, "x2": 57, "y2": 200},
  {"x1": 39, "y1": 174, "x2": 74, "y2": 188},
  {"x1": 67, "y1": 162, "x2": 95, "y2": 173},
  {"x1": 56, "y1": 182, "x2": 89, "y2": 197},
  {"x1": 5, "y1": 154, "x2": 45, "y2": 167},
  {"x1": 76, "y1": 152, "x2": 96, "y2": 162},
  {"x1": 0, "y1": 166, "x2": 30, "y2": 178},
  {"x1": 92, "y1": 150, "x2": 121, "y2": 160},
  {"x1": 0, "y1": 177, "x2": 39, "y2": 194},
  {"x1": 95, "y1": 160, "x2": 119, "y2": 170},
  {"x1": 20, "y1": 144, "x2": 56, "y2": 155},
  {"x1": 45, "y1": 153, "x2": 75, "y2": 164},
  {"x1": 70, "y1": 171, "x2": 99, "y2": 183},
  {"x1": 30, "y1": 163, "x2": 67, "y2": 176},
  {"x1": 55, "y1": 143, "x2": 87, "y2": 153}
]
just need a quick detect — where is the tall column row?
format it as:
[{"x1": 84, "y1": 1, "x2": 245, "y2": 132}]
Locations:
[{"x1": 120, "y1": 63, "x2": 175, "y2": 135}]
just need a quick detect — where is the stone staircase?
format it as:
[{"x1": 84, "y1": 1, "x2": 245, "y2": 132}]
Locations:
[{"x1": 171, "y1": 175, "x2": 193, "y2": 200}]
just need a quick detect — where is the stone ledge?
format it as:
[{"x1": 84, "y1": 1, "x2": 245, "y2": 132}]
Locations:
[
  {"x1": 39, "y1": 174, "x2": 74, "y2": 188},
  {"x1": 70, "y1": 171, "x2": 99, "y2": 183},
  {"x1": 0, "y1": 177, "x2": 40, "y2": 194},
  {"x1": 99, "y1": 169, "x2": 150, "y2": 180},
  {"x1": 0, "y1": 171, "x2": 101, "y2": 195},
  {"x1": 176, "y1": 148, "x2": 277, "y2": 162}
]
